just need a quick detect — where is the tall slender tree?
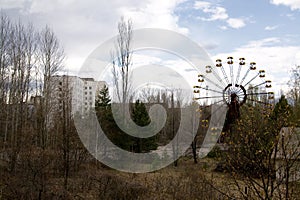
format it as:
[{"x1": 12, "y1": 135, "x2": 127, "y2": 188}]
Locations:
[
  {"x1": 111, "y1": 17, "x2": 132, "y2": 105},
  {"x1": 37, "y1": 26, "x2": 65, "y2": 148}
]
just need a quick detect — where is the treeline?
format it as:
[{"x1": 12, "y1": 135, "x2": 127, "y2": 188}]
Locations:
[{"x1": 95, "y1": 86, "x2": 206, "y2": 163}]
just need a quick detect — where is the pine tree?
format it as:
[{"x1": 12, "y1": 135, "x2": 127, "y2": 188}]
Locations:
[
  {"x1": 95, "y1": 85, "x2": 111, "y2": 109},
  {"x1": 95, "y1": 84, "x2": 115, "y2": 145},
  {"x1": 132, "y1": 100, "x2": 150, "y2": 126},
  {"x1": 95, "y1": 85, "x2": 112, "y2": 132},
  {"x1": 131, "y1": 100, "x2": 157, "y2": 153}
]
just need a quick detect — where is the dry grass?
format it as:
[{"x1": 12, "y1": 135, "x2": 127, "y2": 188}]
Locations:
[{"x1": 2, "y1": 156, "x2": 299, "y2": 199}]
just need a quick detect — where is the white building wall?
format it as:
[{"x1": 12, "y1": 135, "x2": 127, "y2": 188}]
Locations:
[
  {"x1": 82, "y1": 79, "x2": 105, "y2": 112},
  {"x1": 50, "y1": 75, "x2": 106, "y2": 115}
]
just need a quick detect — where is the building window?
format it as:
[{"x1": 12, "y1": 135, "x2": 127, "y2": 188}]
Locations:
[
  {"x1": 89, "y1": 91, "x2": 92, "y2": 95},
  {"x1": 90, "y1": 102, "x2": 93, "y2": 105},
  {"x1": 89, "y1": 86, "x2": 92, "y2": 90},
  {"x1": 85, "y1": 92, "x2": 87, "y2": 95},
  {"x1": 85, "y1": 86, "x2": 87, "y2": 90}
]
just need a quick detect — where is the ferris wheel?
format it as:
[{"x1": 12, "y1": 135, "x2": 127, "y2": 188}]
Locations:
[{"x1": 193, "y1": 57, "x2": 274, "y2": 132}]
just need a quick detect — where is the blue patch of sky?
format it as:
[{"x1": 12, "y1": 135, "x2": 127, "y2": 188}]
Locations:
[{"x1": 174, "y1": 0, "x2": 300, "y2": 55}]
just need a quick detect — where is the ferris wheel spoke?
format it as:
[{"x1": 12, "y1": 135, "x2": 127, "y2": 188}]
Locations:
[
  {"x1": 244, "y1": 73, "x2": 260, "y2": 88},
  {"x1": 206, "y1": 65, "x2": 227, "y2": 87},
  {"x1": 194, "y1": 95, "x2": 224, "y2": 100},
  {"x1": 211, "y1": 69, "x2": 227, "y2": 87},
  {"x1": 237, "y1": 94, "x2": 245, "y2": 98},
  {"x1": 203, "y1": 76, "x2": 224, "y2": 90},
  {"x1": 230, "y1": 64, "x2": 234, "y2": 85},
  {"x1": 235, "y1": 65, "x2": 241, "y2": 84},
  {"x1": 239, "y1": 67, "x2": 252, "y2": 86},
  {"x1": 248, "y1": 81, "x2": 270, "y2": 89},
  {"x1": 220, "y1": 65, "x2": 230, "y2": 85},
  {"x1": 236, "y1": 89, "x2": 244, "y2": 95},
  {"x1": 193, "y1": 85, "x2": 223, "y2": 94},
  {"x1": 235, "y1": 72, "x2": 259, "y2": 94}
]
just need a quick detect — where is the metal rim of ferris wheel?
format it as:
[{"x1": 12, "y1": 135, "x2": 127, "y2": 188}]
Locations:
[{"x1": 193, "y1": 57, "x2": 274, "y2": 111}]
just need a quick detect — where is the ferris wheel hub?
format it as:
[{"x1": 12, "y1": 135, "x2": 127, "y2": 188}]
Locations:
[{"x1": 223, "y1": 83, "x2": 247, "y2": 106}]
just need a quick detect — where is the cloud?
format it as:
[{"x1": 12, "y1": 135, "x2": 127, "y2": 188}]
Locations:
[
  {"x1": 270, "y1": 0, "x2": 300, "y2": 10},
  {"x1": 194, "y1": 1, "x2": 246, "y2": 29},
  {"x1": 226, "y1": 18, "x2": 246, "y2": 29},
  {"x1": 0, "y1": 0, "x2": 27, "y2": 9},
  {"x1": 244, "y1": 37, "x2": 281, "y2": 48},
  {"x1": 0, "y1": 0, "x2": 189, "y2": 72},
  {"x1": 265, "y1": 25, "x2": 279, "y2": 31},
  {"x1": 121, "y1": 0, "x2": 189, "y2": 35},
  {"x1": 219, "y1": 25, "x2": 228, "y2": 30},
  {"x1": 194, "y1": 1, "x2": 211, "y2": 9},
  {"x1": 194, "y1": 1, "x2": 228, "y2": 21}
]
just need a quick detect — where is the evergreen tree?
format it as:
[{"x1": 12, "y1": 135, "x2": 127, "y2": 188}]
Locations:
[
  {"x1": 95, "y1": 85, "x2": 112, "y2": 129},
  {"x1": 132, "y1": 100, "x2": 150, "y2": 126},
  {"x1": 131, "y1": 100, "x2": 157, "y2": 153},
  {"x1": 271, "y1": 95, "x2": 292, "y2": 127},
  {"x1": 95, "y1": 85, "x2": 116, "y2": 148},
  {"x1": 95, "y1": 85, "x2": 111, "y2": 109}
]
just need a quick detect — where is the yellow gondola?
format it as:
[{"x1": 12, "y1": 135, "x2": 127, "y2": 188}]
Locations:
[
  {"x1": 268, "y1": 92, "x2": 274, "y2": 99},
  {"x1": 239, "y1": 57, "x2": 245, "y2": 65},
  {"x1": 198, "y1": 74, "x2": 204, "y2": 82},
  {"x1": 259, "y1": 70, "x2": 265, "y2": 78},
  {"x1": 227, "y1": 56, "x2": 233, "y2": 64},
  {"x1": 266, "y1": 80, "x2": 272, "y2": 88},
  {"x1": 216, "y1": 59, "x2": 222, "y2": 67},
  {"x1": 250, "y1": 62, "x2": 256, "y2": 70},
  {"x1": 206, "y1": 65, "x2": 212, "y2": 73}
]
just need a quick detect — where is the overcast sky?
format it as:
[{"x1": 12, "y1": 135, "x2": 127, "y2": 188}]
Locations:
[{"x1": 1, "y1": 0, "x2": 300, "y2": 95}]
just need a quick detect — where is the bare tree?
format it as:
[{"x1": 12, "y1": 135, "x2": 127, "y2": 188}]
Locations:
[
  {"x1": 169, "y1": 89, "x2": 185, "y2": 167},
  {"x1": 0, "y1": 19, "x2": 38, "y2": 172},
  {"x1": 138, "y1": 87, "x2": 160, "y2": 103},
  {"x1": 111, "y1": 17, "x2": 133, "y2": 105},
  {"x1": 37, "y1": 26, "x2": 64, "y2": 148},
  {"x1": 288, "y1": 65, "x2": 300, "y2": 106},
  {"x1": 0, "y1": 14, "x2": 11, "y2": 151},
  {"x1": 186, "y1": 101, "x2": 200, "y2": 164}
]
